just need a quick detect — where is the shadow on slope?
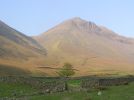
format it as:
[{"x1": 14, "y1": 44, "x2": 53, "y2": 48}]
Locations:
[{"x1": 0, "y1": 64, "x2": 31, "y2": 76}]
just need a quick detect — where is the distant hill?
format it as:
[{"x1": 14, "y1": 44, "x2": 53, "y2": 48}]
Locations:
[{"x1": 34, "y1": 17, "x2": 134, "y2": 76}]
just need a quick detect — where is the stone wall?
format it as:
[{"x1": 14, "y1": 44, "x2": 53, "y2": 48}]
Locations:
[
  {"x1": 81, "y1": 77, "x2": 134, "y2": 88},
  {"x1": 0, "y1": 76, "x2": 67, "y2": 93},
  {"x1": 41, "y1": 81, "x2": 67, "y2": 93},
  {"x1": 0, "y1": 76, "x2": 134, "y2": 93}
]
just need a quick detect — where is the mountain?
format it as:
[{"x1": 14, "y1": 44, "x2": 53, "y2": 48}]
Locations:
[
  {"x1": 0, "y1": 20, "x2": 46, "y2": 76},
  {"x1": 34, "y1": 17, "x2": 134, "y2": 76}
]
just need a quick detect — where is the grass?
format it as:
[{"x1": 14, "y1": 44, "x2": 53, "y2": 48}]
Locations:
[
  {"x1": 67, "y1": 79, "x2": 81, "y2": 86},
  {"x1": 30, "y1": 82, "x2": 134, "y2": 100},
  {"x1": 88, "y1": 83, "x2": 134, "y2": 100},
  {"x1": 0, "y1": 78, "x2": 134, "y2": 100},
  {"x1": 0, "y1": 82, "x2": 38, "y2": 98},
  {"x1": 30, "y1": 92, "x2": 91, "y2": 100}
]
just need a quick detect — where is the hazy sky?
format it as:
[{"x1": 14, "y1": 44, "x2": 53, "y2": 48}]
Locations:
[{"x1": 0, "y1": 0, "x2": 134, "y2": 37}]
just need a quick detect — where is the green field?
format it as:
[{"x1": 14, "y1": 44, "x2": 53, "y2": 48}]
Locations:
[
  {"x1": 0, "y1": 79, "x2": 134, "y2": 100},
  {"x1": 30, "y1": 82, "x2": 134, "y2": 100},
  {"x1": 0, "y1": 82, "x2": 38, "y2": 98}
]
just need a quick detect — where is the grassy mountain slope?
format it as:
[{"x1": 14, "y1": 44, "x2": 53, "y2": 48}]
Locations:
[
  {"x1": 0, "y1": 20, "x2": 47, "y2": 76},
  {"x1": 34, "y1": 17, "x2": 134, "y2": 76}
]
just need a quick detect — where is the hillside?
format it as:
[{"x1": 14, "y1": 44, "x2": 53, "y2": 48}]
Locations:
[
  {"x1": 34, "y1": 17, "x2": 134, "y2": 76},
  {"x1": 0, "y1": 20, "x2": 47, "y2": 76}
]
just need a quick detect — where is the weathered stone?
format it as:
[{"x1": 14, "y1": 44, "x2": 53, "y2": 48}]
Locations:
[{"x1": 81, "y1": 77, "x2": 134, "y2": 89}]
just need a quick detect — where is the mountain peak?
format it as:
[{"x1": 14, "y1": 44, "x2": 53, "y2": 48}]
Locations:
[
  {"x1": 70, "y1": 17, "x2": 85, "y2": 22},
  {"x1": 62, "y1": 17, "x2": 100, "y2": 33},
  {"x1": 67, "y1": 17, "x2": 88, "y2": 24}
]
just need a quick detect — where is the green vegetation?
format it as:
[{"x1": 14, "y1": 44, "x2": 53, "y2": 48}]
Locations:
[
  {"x1": 0, "y1": 77, "x2": 134, "y2": 100},
  {"x1": 0, "y1": 82, "x2": 38, "y2": 98},
  {"x1": 30, "y1": 82, "x2": 134, "y2": 100},
  {"x1": 57, "y1": 63, "x2": 75, "y2": 77},
  {"x1": 67, "y1": 79, "x2": 81, "y2": 87},
  {"x1": 30, "y1": 92, "x2": 91, "y2": 100}
]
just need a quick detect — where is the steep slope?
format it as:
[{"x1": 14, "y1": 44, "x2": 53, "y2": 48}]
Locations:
[
  {"x1": 0, "y1": 20, "x2": 46, "y2": 76},
  {"x1": 35, "y1": 17, "x2": 134, "y2": 76}
]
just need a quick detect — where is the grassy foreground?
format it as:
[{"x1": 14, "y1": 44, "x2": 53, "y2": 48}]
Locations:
[
  {"x1": 0, "y1": 82, "x2": 38, "y2": 98},
  {"x1": 0, "y1": 80, "x2": 134, "y2": 100},
  {"x1": 30, "y1": 82, "x2": 134, "y2": 100}
]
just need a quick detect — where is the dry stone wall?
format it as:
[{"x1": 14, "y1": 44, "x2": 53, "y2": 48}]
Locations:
[
  {"x1": 81, "y1": 77, "x2": 134, "y2": 88},
  {"x1": 0, "y1": 76, "x2": 67, "y2": 93}
]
